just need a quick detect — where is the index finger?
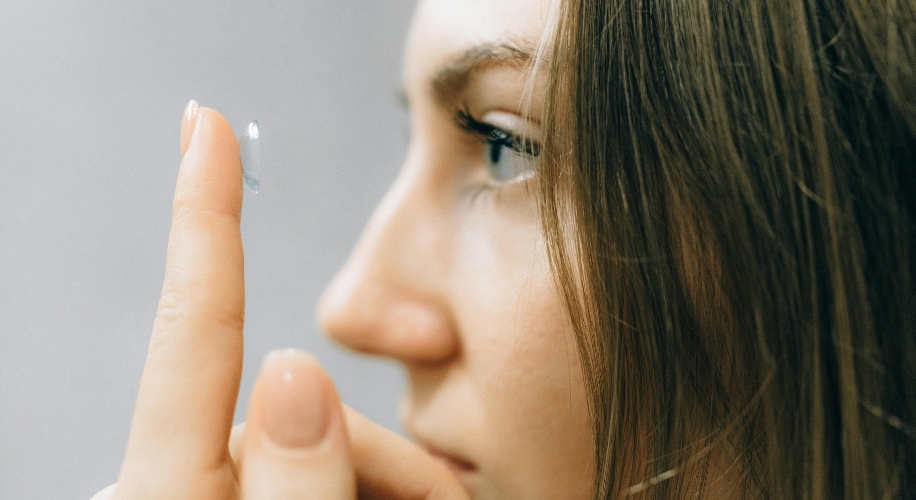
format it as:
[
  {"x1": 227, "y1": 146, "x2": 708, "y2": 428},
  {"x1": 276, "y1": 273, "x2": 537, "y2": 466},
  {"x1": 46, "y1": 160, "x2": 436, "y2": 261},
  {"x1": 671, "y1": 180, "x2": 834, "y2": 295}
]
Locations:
[
  {"x1": 343, "y1": 406, "x2": 468, "y2": 499},
  {"x1": 116, "y1": 103, "x2": 244, "y2": 497}
]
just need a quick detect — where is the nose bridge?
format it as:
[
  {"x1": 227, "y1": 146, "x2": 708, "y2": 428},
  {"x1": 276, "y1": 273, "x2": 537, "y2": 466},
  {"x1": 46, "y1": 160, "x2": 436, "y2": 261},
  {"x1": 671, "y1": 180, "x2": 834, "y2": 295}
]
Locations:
[
  {"x1": 318, "y1": 150, "x2": 459, "y2": 362},
  {"x1": 351, "y1": 151, "x2": 449, "y2": 292}
]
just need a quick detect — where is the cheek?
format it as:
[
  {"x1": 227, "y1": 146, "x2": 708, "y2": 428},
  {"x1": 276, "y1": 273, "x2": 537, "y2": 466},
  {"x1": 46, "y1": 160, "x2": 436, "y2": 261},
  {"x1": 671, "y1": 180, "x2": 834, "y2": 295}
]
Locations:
[{"x1": 454, "y1": 207, "x2": 593, "y2": 495}]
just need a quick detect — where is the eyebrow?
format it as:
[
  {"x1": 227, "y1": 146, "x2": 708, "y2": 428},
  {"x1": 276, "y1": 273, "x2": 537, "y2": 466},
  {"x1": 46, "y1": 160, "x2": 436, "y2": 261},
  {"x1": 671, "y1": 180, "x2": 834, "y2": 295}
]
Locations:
[{"x1": 401, "y1": 43, "x2": 533, "y2": 111}]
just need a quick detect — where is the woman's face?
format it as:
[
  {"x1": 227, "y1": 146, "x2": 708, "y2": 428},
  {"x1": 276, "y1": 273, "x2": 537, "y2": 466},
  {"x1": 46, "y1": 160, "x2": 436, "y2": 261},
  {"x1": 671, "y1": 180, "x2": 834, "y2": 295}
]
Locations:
[{"x1": 318, "y1": 0, "x2": 593, "y2": 497}]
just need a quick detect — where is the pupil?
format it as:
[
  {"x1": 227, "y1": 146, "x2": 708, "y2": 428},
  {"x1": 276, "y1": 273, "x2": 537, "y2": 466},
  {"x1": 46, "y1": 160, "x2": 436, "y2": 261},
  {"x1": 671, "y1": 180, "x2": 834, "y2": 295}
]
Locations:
[{"x1": 489, "y1": 142, "x2": 502, "y2": 165}]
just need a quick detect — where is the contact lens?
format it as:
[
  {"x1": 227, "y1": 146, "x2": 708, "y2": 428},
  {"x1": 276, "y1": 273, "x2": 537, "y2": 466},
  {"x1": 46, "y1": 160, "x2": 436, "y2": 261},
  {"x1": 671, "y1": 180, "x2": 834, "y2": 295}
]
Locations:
[{"x1": 239, "y1": 120, "x2": 261, "y2": 193}]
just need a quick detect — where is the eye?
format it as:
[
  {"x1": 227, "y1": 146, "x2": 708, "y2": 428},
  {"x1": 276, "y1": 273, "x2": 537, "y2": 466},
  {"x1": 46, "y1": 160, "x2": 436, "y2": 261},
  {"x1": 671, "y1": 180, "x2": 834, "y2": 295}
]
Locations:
[
  {"x1": 483, "y1": 130, "x2": 539, "y2": 183},
  {"x1": 455, "y1": 108, "x2": 541, "y2": 185}
]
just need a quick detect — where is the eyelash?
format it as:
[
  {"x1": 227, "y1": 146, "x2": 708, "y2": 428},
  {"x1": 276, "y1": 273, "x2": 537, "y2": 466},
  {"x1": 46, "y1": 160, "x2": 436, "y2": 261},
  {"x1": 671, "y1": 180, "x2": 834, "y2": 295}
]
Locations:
[
  {"x1": 452, "y1": 107, "x2": 541, "y2": 203},
  {"x1": 454, "y1": 107, "x2": 541, "y2": 158}
]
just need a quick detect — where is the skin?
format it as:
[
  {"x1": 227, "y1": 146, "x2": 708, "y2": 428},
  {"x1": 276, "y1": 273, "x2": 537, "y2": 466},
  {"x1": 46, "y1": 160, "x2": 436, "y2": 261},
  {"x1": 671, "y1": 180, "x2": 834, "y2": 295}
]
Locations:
[
  {"x1": 319, "y1": 0, "x2": 592, "y2": 497},
  {"x1": 94, "y1": 104, "x2": 466, "y2": 500},
  {"x1": 94, "y1": 0, "x2": 592, "y2": 498}
]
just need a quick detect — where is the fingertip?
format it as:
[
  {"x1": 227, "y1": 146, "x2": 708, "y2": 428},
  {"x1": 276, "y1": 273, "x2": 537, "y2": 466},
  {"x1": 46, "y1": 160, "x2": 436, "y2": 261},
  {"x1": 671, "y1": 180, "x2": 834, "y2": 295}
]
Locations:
[
  {"x1": 179, "y1": 101, "x2": 239, "y2": 164},
  {"x1": 89, "y1": 483, "x2": 117, "y2": 500},
  {"x1": 174, "y1": 105, "x2": 243, "y2": 222},
  {"x1": 179, "y1": 106, "x2": 240, "y2": 174},
  {"x1": 262, "y1": 350, "x2": 333, "y2": 449},
  {"x1": 249, "y1": 350, "x2": 348, "y2": 452},
  {"x1": 180, "y1": 99, "x2": 199, "y2": 158},
  {"x1": 243, "y1": 350, "x2": 356, "y2": 498}
]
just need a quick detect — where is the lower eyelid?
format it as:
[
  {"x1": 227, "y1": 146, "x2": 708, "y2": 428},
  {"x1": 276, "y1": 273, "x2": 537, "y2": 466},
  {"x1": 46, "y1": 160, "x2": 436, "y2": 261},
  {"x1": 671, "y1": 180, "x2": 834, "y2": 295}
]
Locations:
[{"x1": 501, "y1": 169, "x2": 537, "y2": 185}]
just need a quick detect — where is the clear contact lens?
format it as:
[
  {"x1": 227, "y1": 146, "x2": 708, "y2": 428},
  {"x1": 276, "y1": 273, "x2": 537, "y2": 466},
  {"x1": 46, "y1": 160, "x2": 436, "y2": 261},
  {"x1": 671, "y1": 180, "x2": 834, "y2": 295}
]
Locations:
[{"x1": 239, "y1": 120, "x2": 260, "y2": 193}]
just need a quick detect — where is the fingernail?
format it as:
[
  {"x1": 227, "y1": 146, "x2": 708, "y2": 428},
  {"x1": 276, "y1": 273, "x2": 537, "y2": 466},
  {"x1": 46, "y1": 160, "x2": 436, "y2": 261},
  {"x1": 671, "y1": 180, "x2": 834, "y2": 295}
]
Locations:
[
  {"x1": 180, "y1": 99, "x2": 200, "y2": 159},
  {"x1": 261, "y1": 350, "x2": 330, "y2": 449}
]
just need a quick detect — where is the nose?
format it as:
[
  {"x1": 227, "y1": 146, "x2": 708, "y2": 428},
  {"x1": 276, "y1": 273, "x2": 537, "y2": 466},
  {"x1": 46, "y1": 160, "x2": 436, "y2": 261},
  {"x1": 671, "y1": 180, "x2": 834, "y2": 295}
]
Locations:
[{"x1": 317, "y1": 156, "x2": 460, "y2": 364}]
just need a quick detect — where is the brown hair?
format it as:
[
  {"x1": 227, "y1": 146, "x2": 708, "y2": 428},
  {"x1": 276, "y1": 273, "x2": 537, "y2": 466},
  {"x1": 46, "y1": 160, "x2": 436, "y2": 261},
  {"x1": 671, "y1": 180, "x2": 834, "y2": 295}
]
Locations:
[{"x1": 538, "y1": 0, "x2": 916, "y2": 497}]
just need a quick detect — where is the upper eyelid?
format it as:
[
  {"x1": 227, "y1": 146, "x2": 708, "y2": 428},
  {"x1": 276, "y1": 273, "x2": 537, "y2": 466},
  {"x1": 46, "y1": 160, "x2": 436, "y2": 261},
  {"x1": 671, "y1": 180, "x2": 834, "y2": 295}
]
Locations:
[
  {"x1": 454, "y1": 107, "x2": 501, "y2": 138},
  {"x1": 453, "y1": 107, "x2": 541, "y2": 157}
]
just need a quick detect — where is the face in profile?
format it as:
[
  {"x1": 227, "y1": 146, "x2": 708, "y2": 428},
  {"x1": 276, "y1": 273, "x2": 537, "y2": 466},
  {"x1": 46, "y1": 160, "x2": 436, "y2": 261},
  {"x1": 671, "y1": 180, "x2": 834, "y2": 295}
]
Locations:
[{"x1": 318, "y1": 0, "x2": 593, "y2": 498}]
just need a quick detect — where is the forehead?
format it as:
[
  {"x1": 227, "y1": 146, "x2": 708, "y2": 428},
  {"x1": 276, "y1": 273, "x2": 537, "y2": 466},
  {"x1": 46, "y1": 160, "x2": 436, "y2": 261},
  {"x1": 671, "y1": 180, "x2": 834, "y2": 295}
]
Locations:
[{"x1": 404, "y1": 0, "x2": 553, "y2": 91}]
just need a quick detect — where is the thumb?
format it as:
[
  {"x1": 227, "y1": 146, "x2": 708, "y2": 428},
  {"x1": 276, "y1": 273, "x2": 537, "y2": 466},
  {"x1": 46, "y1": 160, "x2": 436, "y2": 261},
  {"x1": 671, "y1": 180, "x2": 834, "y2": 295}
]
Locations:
[{"x1": 241, "y1": 350, "x2": 356, "y2": 499}]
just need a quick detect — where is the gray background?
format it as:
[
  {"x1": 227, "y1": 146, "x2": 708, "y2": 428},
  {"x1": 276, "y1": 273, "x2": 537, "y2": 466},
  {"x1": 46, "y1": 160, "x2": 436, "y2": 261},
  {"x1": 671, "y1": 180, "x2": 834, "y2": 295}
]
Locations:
[{"x1": 0, "y1": 1, "x2": 417, "y2": 498}]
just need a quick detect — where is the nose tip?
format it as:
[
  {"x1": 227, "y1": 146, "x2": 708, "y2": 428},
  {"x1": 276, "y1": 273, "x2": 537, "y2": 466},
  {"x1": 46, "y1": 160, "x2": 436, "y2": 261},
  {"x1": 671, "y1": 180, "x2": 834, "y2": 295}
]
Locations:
[
  {"x1": 318, "y1": 257, "x2": 460, "y2": 364},
  {"x1": 317, "y1": 155, "x2": 460, "y2": 365}
]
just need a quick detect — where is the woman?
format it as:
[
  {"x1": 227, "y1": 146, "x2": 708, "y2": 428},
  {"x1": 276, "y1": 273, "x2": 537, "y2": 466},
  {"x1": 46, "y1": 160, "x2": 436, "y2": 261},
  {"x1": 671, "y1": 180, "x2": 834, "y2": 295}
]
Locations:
[{"x1": 94, "y1": 0, "x2": 916, "y2": 497}]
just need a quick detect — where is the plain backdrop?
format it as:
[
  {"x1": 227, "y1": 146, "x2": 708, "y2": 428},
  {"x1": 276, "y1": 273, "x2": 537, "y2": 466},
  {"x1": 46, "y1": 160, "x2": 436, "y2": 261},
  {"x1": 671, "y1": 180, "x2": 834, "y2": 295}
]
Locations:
[{"x1": 0, "y1": 1, "x2": 417, "y2": 498}]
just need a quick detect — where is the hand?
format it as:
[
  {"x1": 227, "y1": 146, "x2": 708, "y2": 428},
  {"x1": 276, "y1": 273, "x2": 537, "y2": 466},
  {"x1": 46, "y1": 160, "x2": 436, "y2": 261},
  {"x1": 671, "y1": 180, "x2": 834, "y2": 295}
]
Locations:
[{"x1": 91, "y1": 104, "x2": 467, "y2": 499}]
